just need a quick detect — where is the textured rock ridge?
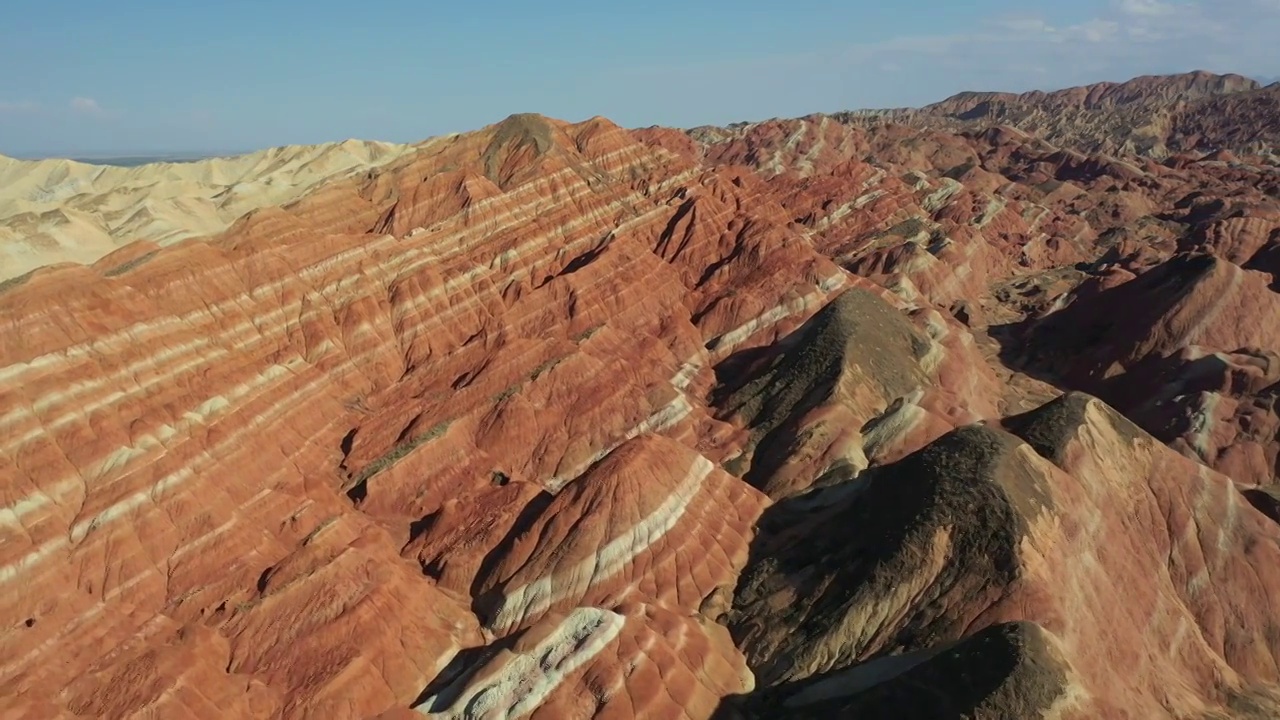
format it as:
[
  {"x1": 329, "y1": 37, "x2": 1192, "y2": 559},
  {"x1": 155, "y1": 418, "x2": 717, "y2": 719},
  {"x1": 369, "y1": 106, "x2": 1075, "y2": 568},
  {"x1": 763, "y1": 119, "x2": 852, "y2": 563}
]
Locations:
[
  {"x1": 408, "y1": 604, "x2": 752, "y2": 720},
  {"x1": 0, "y1": 140, "x2": 416, "y2": 281},
  {"x1": 0, "y1": 113, "x2": 844, "y2": 719},
  {"x1": 727, "y1": 393, "x2": 1280, "y2": 718},
  {"x1": 3, "y1": 70, "x2": 1280, "y2": 718},
  {"x1": 718, "y1": 287, "x2": 999, "y2": 498},
  {"x1": 831, "y1": 71, "x2": 1280, "y2": 158}
]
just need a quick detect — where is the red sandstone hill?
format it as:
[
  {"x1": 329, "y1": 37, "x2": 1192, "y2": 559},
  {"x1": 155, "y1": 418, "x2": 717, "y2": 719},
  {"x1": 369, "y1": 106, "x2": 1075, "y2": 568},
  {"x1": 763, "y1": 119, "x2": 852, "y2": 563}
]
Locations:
[
  {"x1": 2, "y1": 72, "x2": 1280, "y2": 719},
  {"x1": 828, "y1": 70, "x2": 1280, "y2": 159},
  {"x1": 927, "y1": 70, "x2": 1260, "y2": 114}
]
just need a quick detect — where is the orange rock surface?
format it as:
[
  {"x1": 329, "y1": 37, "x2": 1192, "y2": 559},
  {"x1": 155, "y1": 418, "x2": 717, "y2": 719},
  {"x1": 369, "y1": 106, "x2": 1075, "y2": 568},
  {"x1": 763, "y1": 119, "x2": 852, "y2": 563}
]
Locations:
[
  {"x1": 729, "y1": 395, "x2": 1280, "y2": 717},
  {"x1": 3, "y1": 71, "x2": 1279, "y2": 719}
]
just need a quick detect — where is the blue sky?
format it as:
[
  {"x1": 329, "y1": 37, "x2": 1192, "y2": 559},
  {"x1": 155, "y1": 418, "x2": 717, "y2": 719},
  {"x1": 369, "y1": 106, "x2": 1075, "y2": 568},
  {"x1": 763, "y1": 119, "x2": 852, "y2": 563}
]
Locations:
[{"x1": 1, "y1": 0, "x2": 1277, "y2": 155}]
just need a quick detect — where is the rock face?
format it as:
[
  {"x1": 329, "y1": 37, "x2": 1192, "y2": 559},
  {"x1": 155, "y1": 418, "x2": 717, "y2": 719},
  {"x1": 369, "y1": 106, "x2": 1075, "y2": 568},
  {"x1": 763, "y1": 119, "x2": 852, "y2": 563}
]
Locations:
[
  {"x1": 827, "y1": 71, "x2": 1280, "y2": 159},
  {"x1": 1020, "y1": 254, "x2": 1280, "y2": 486},
  {"x1": 407, "y1": 603, "x2": 753, "y2": 720},
  {"x1": 0, "y1": 113, "x2": 845, "y2": 719},
  {"x1": 0, "y1": 140, "x2": 416, "y2": 281},
  {"x1": 3, "y1": 71, "x2": 1280, "y2": 719},
  {"x1": 716, "y1": 287, "x2": 1000, "y2": 499},
  {"x1": 729, "y1": 394, "x2": 1280, "y2": 718},
  {"x1": 471, "y1": 435, "x2": 769, "y2": 634},
  {"x1": 690, "y1": 101, "x2": 1280, "y2": 490}
]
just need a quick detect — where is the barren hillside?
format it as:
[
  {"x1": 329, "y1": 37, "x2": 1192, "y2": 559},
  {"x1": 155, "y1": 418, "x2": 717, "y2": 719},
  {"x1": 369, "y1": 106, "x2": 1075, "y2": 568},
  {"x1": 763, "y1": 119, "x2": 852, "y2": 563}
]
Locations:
[{"x1": 2, "y1": 75, "x2": 1279, "y2": 719}]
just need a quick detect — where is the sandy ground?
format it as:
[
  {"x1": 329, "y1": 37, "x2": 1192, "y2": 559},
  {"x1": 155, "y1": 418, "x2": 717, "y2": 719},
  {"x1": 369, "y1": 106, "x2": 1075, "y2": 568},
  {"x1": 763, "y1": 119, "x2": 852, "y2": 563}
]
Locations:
[{"x1": 0, "y1": 139, "x2": 417, "y2": 280}]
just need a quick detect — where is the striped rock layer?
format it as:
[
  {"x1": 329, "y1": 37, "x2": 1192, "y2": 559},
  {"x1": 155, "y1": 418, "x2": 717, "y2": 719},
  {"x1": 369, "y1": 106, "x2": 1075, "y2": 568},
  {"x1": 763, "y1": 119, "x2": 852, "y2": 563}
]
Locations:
[
  {"x1": 0, "y1": 113, "x2": 848, "y2": 719},
  {"x1": 730, "y1": 395, "x2": 1280, "y2": 718},
  {"x1": 1, "y1": 98, "x2": 1279, "y2": 720}
]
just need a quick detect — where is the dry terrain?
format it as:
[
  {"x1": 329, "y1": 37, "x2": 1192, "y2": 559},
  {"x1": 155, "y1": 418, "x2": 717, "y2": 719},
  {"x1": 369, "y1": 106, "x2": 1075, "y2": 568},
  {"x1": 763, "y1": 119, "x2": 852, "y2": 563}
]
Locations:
[
  {"x1": 1, "y1": 72, "x2": 1278, "y2": 719},
  {"x1": 0, "y1": 140, "x2": 416, "y2": 281}
]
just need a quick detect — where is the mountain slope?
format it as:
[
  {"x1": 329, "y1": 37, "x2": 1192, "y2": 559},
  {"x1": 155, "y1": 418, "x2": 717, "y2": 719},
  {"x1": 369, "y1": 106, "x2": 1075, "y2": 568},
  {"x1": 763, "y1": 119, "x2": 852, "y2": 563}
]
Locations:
[
  {"x1": 0, "y1": 139, "x2": 417, "y2": 280},
  {"x1": 833, "y1": 70, "x2": 1280, "y2": 158},
  {"x1": 2, "y1": 73, "x2": 1280, "y2": 719}
]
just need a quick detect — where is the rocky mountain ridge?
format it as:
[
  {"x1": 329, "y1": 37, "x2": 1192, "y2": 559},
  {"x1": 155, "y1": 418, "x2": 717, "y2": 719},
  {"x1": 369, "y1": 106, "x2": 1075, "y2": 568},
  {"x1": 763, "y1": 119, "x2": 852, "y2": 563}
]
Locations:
[
  {"x1": 0, "y1": 139, "x2": 417, "y2": 281},
  {"x1": 1, "y1": 73, "x2": 1278, "y2": 719},
  {"x1": 725, "y1": 70, "x2": 1280, "y2": 160}
]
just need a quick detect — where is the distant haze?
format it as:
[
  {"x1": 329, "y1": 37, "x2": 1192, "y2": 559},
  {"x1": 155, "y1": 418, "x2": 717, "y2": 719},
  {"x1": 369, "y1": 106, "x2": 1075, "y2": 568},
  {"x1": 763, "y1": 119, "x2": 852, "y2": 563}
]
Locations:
[
  {"x1": 10, "y1": 152, "x2": 239, "y2": 166},
  {"x1": 2, "y1": 0, "x2": 1278, "y2": 156},
  {"x1": 7, "y1": 150, "x2": 251, "y2": 163},
  {"x1": 66, "y1": 155, "x2": 219, "y2": 167}
]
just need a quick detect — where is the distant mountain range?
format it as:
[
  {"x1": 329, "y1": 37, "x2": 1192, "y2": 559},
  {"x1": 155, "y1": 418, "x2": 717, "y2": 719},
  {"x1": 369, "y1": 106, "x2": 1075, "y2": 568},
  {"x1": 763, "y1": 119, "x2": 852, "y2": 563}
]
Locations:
[
  {"x1": 7, "y1": 150, "x2": 250, "y2": 163},
  {"x1": 0, "y1": 139, "x2": 415, "y2": 279},
  {"x1": 827, "y1": 70, "x2": 1280, "y2": 158},
  {"x1": 3, "y1": 67, "x2": 1280, "y2": 720},
  {"x1": 69, "y1": 154, "x2": 214, "y2": 167}
]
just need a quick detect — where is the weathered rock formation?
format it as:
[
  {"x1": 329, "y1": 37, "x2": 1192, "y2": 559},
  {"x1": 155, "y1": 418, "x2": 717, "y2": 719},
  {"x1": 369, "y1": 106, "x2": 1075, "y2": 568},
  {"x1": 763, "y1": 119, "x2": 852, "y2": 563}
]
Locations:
[
  {"x1": 727, "y1": 394, "x2": 1280, "y2": 718},
  {"x1": 828, "y1": 71, "x2": 1280, "y2": 159},
  {"x1": 0, "y1": 140, "x2": 416, "y2": 281},
  {"x1": 0, "y1": 113, "x2": 853, "y2": 719},
  {"x1": 3, "y1": 71, "x2": 1279, "y2": 719}
]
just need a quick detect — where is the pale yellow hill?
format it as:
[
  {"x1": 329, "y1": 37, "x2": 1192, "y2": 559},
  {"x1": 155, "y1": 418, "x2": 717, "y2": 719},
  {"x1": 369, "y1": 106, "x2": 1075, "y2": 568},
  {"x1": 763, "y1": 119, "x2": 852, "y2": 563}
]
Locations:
[{"x1": 0, "y1": 139, "x2": 417, "y2": 280}]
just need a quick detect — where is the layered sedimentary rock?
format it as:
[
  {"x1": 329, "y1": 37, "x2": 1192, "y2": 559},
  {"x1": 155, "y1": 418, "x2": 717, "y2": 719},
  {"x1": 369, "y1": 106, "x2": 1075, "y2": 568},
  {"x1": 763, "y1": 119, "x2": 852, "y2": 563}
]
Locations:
[
  {"x1": 692, "y1": 102, "x2": 1280, "y2": 489},
  {"x1": 471, "y1": 435, "x2": 769, "y2": 634},
  {"x1": 1017, "y1": 254, "x2": 1280, "y2": 486},
  {"x1": 716, "y1": 286, "x2": 1000, "y2": 499},
  {"x1": 4, "y1": 70, "x2": 1280, "y2": 719},
  {"x1": 405, "y1": 603, "x2": 752, "y2": 720},
  {"x1": 0, "y1": 113, "x2": 849, "y2": 719},
  {"x1": 832, "y1": 71, "x2": 1280, "y2": 159},
  {"x1": 0, "y1": 140, "x2": 416, "y2": 281},
  {"x1": 728, "y1": 394, "x2": 1280, "y2": 718}
]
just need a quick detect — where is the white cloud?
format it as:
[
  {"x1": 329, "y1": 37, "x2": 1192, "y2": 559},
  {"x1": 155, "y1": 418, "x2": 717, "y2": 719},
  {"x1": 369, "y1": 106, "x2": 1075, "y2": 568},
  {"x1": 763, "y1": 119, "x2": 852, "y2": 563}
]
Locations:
[
  {"x1": 0, "y1": 100, "x2": 40, "y2": 114},
  {"x1": 876, "y1": 0, "x2": 1279, "y2": 90},
  {"x1": 989, "y1": 16, "x2": 1120, "y2": 43},
  {"x1": 603, "y1": 0, "x2": 1279, "y2": 124},
  {"x1": 994, "y1": 17, "x2": 1057, "y2": 35},
  {"x1": 864, "y1": 0, "x2": 1264, "y2": 62},
  {"x1": 1064, "y1": 19, "x2": 1122, "y2": 43},
  {"x1": 990, "y1": 2, "x2": 1203, "y2": 45},
  {"x1": 1118, "y1": 0, "x2": 1177, "y2": 16},
  {"x1": 70, "y1": 97, "x2": 105, "y2": 116}
]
